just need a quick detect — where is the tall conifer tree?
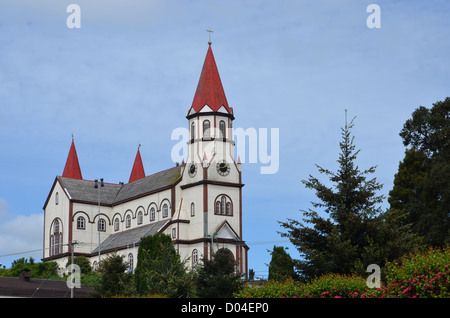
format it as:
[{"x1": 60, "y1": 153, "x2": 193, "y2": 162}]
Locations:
[{"x1": 279, "y1": 112, "x2": 385, "y2": 281}]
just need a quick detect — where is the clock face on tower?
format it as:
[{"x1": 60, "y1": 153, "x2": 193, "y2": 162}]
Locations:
[
  {"x1": 188, "y1": 162, "x2": 197, "y2": 177},
  {"x1": 216, "y1": 160, "x2": 230, "y2": 176}
]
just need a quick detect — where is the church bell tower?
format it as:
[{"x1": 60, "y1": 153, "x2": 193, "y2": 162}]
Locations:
[{"x1": 179, "y1": 41, "x2": 247, "y2": 274}]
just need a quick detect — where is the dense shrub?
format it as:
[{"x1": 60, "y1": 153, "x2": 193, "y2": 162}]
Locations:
[
  {"x1": 301, "y1": 273, "x2": 368, "y2": 298},
  {"x1": 235, "y1": 279, "x2": 301, "y2": 298},
  {"x1": 375, "y1": 246, "x2": 450, "y2": 298},
  {"x1": 235, "y1": 246, "x2": 450, "y2": 298}
]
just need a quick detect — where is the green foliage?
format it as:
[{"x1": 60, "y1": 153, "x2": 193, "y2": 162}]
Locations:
[
  {"x1": 392, "y1": 97, "x2": 450, "y2": 246},
  {"x1": 268, "y1": 246, "x2": 296, "y2": 281},
  {"x1": 134, "y1": 233, "x2": 194, "y2": 298},
  {"x1": 196, "y1": 249, "x2": 243, "y2": 298},
  {"x1": 235, "y1": 279, "x2": 302, "y2": 298},
  {"x1": 0, "y1": 257, "x2": 59, "y2": 279},
  {"x1": 66, "y1": 256, "x2": 92, "y2": 274},
  {"x1": 92, "y1": 253, "x2": 133, "y2": 298},
  {"x1": 235, "y1": 246, "x2": 450, "y2": 298},
  {"x1": 378, "y1": 246, "x2": 450, "y2": 298},
  {"x1": 279, "y1": 114, "x2": 388, "y2": 280},
  {"x1": 302, "y1": 273, "x2": 367, "y2": 298}
]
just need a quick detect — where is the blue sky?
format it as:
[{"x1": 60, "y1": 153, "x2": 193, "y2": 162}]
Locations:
[{"x1": 0, "y1": 0, "x2": 449, "y2": 278}]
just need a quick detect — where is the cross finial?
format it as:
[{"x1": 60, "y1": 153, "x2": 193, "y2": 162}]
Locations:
[{"x1": 206, "y1": 28, "x2": 213, "y2": 45}]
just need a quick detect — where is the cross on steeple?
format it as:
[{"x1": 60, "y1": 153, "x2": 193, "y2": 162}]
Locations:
[{"x1": 206, "y1": 28, "x2": 213, "y2": 44}]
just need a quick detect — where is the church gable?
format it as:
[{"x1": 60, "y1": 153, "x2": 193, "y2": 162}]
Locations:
[{"x1": 215, "y1": 221, "x2": 241, "y2": 241}]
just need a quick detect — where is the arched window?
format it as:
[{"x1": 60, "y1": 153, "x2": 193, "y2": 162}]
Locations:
[
  {"x1": 192, "y1": 249, "x2": 198, "y2": 267},
  {"x1": 77, "y1": 216, "x2": 85, "y2": 230},
  {"x1": 226, "y1": 202, "x2": 232, "y2": 216},
  {"x1": 190, "y1": 203, "x2": 195, "y2": 217},
  {"x1": 214, "y1": 195, "x2": 233, "y2": 216},
  {"x1": 93, "y1": 261, "x2": 98, "y2": 271},
  {"x1": 219, "y1": 120, "x2": 226, "y2": 139},
  {"x1": 215, "y1": 201, "x2": 221, "y2": 215},
  {"x1": 203, "y1": 120, "x2": 210, "y2": 138},
  {"x1": 191, "y1": 122, "x2": 195, "y2": 140},
  {"x1": 114, "y1": 218, "x2": 119, "y2": 231},
  {"x1": 150, "y1": 207, "x2": 155, "y2": 221},
  {"x1": 162, "y1": 204, "x2": 168, "y2": 218},
  {"x1": 98, "y1": 218, "x2": 106, "y2": 232},
  {"x1": 137, "y1": 211, "x2": 143, "y2": 225},
  {"x1": 50, "y1": 219, "x2": 63, "y2": 256},
  {"x1": 126, "y1": 215, "x2": 131, "y2": 228}
]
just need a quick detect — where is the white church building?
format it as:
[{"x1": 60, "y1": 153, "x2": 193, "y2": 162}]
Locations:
[{"x1": 42, "y1": 42, "x2": 248, "y2": 277}]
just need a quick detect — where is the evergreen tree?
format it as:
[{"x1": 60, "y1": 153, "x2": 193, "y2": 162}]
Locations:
[
  {"x1": 279, "y1": 113, "x2": 386, "y2": 281},
  {"x1": 93, "y1": 253, "x2": 132, "y2": 297},
  {"x1": 268, "y1": 246, "x2": 296, "y2": 281},
  {"x1": 195, "y1": 249, "x2": 243, "y2": 298},
  {"x1": 134, "y1": 233, "x2": 194, "y2": 297}
]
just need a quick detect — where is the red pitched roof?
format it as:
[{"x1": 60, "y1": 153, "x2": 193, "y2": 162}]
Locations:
[
  {"x1": 128, "y1": 147, "x2": 145, "y2": 183},
  {"x1": 62, "y1": 139, "x2": 83, "y2": 180},
  {"x1": 190, "y1": 44, "x2": 232, "y2": 114}
]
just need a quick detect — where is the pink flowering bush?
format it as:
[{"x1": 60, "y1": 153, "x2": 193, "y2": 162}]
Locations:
[
  {"x1": 376, "y1": 246, "x2": 450, "y2": 298},
  {"x1": 235, "y1": 246, "x2": 450, "y2": 298}
]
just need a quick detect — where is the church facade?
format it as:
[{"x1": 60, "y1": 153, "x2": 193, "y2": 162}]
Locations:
[{"x1": 42, "y1": 43, "x2": 248, "y2": 276}]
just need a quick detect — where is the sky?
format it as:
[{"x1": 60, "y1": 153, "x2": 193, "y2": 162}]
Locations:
[{"x1": 0, "y1": 0, "x2": 449, "y2": 278}]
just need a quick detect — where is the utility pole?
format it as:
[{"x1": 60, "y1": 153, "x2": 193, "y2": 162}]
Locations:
[{"x1": 94, "y1": 178, "x2": 104, "y2": 266}]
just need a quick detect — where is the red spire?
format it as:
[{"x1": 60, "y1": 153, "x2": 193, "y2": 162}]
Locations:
[
  {"x1": 62, "y1": 138, "x2": 83, "y2": 180},
  {"x1": 129, "y1": 146, "x2": 145, "y2": 183},
  {"x1": 190, "y1": 44, "x2": 232, "y2": 114}
]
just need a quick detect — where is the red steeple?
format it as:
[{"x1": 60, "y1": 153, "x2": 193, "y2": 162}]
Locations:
[
  {"x1": 129, "y1": 146, "x2": 145, "y2": 183},
  {"x1": 190, "y1": 44, "x2": 232, "y2": 114},
  {"x1": 62, "y1": 138, "x2": 83, "y2": 180}
]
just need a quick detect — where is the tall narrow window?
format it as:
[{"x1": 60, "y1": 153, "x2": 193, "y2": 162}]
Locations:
[
  {"x1": 150, "y1": 207, "x2": 155, "y2": 221},
  {"x1": 203, "y1": 120, "x2": 210, "y2": 138},
  {"x1": 128, "y1": 254, "x2": 134, "y2": 273},
  {"x1": 162, "y1": 204, "x2": 168, "y2": 218},
  {"x1": 192, "y1": 249, "x2": 198, "y2": 267},
  {"x1": 50, "y1": 219, "x2": 62, "y2": 256},
  {"x1": 191, "y1": 203, "x2": 195, "y2": 217},
  {"x1": 126, "y1": 215, "x2": 131, "y2": 228},
  {"x1": 137, "y1": 211, "x2": 143, "y2": 225},
  {"x1": 226, "y1": 202, "x2": 232, "y2": 216},
  {"x1": 191, "y1": 122, "x2": 195, "y2": 140},
  {"x1": 114, "y1": 218, "x2": 119, "y2": 231},
  {"x1": 219, "y1": 120, "x2": 226, "y2": 139},
  {"x1": 221, "y1": 196, "x2": 226, "y2": 215},
  {"x1": 215, "y1": 201, "x2": 221, "y2": 215},
  {"x1": 55, "y1": 192, "x2": 59, "y2": 205}
]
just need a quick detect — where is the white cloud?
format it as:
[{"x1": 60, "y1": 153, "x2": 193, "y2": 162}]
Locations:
[{"x1": 0, "y1": 204, "x2": 44, "y2": 267}]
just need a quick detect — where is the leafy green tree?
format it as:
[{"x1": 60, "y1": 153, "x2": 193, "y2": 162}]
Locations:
[
  {"x1": 268, "y1": 246, "x2": 296, "y2": 281},
  {"x1": 135, "y1": 233, "x2": 194, "y2": 297},
  {"x1": 390, "y1": 97, "x2": 450, "y2": 245},
  {"x1": 279, "y1": 114, "x2": 387, "y2": 281},
  {"x1": 93, "y1": 253, "x2": 133, "y2": 297},
  {"x1": 66, "y1": 256, "x2": 92, "y2": 274},
  {"x1": 195, "y1": 249, "x2": 243, "y2": 298}
]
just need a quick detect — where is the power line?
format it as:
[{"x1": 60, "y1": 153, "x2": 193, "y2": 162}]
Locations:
[{"x1": 0, "y1": 248, "x2": 44, "y2": 258}]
